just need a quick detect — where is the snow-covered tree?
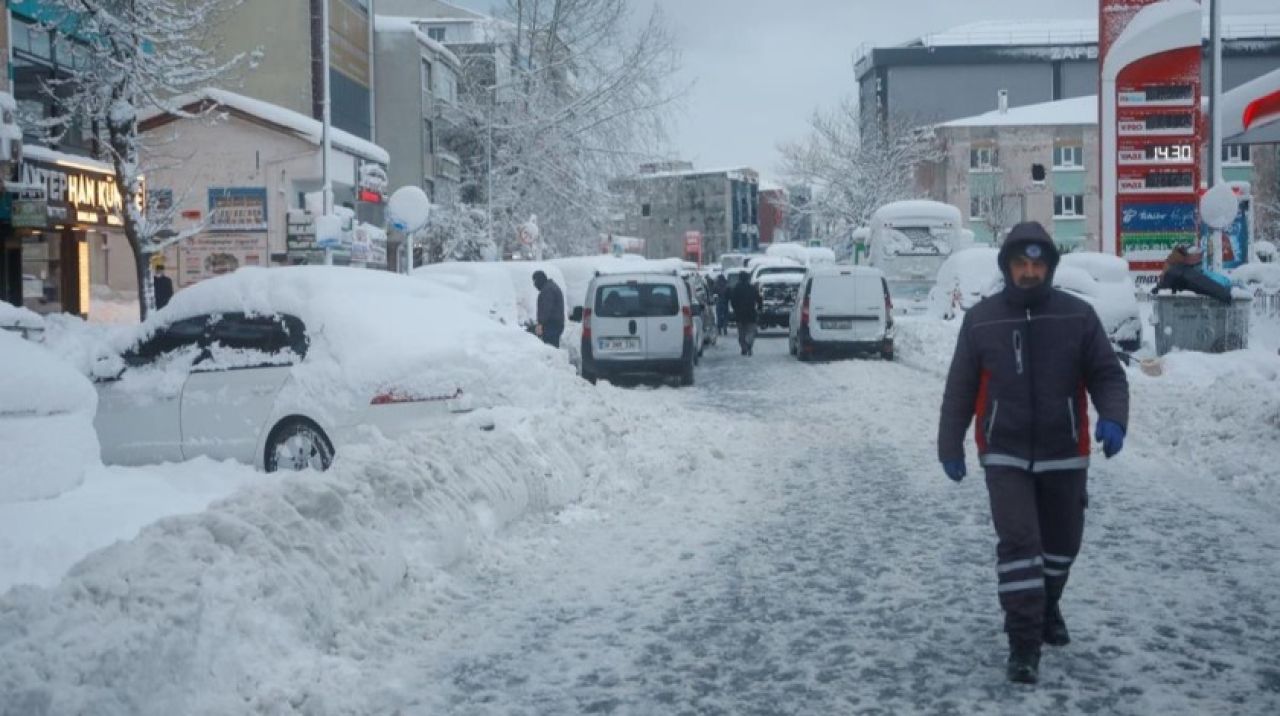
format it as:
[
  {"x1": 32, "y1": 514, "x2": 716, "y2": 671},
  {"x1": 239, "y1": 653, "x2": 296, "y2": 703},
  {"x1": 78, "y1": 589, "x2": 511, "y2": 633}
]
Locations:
[
  {"x1": 420, "y1": 204, "x2": 496, "y2": 263},
  {"x1": 449, "y1": 0, "x2": 681, "y2": 258},
  {"x1": 779, "y1": 99, "x2": 944, "y2": 253},
  {"x1": 37, "y1": 0, "x2": 250, "y2": 319}
]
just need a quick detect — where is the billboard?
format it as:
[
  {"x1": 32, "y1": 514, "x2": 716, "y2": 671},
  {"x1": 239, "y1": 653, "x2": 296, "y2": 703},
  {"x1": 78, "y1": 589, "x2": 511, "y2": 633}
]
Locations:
[{"x1": 1100, "y1": 0, "x2": 1203, "y2": 284}]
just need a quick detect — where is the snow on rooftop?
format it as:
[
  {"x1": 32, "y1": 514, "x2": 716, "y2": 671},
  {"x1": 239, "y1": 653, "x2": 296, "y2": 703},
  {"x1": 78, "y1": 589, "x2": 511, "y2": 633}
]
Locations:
[
  {"x1": 920, "y1": 14, "x2": 1280, "y2": 47},
  {"x1": 629, "y1": 166, "x2": 760, "y2": 182},
  {"x1": 375, "y1": 16, "x2": 462, "y2": 67},
  {"x1": 142, "y1": 88, "x2": 390, "y2": 165},
  {"x1": 22, "y1": 145, "x2": 114, "y2": 174},
  {"x1": 941, "y1": 95, "x2": 1097, "y2": 128}
]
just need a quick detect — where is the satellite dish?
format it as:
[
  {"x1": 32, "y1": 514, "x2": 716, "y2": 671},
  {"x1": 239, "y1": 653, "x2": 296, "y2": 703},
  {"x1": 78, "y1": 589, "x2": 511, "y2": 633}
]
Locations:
[{"x1": 386, "y1": 186, "x2": 432, "y2": 233}]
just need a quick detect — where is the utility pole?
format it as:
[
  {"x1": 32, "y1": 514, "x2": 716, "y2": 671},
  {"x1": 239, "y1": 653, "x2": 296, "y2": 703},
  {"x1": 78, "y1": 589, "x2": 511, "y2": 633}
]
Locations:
[
  {"x1": 1208, "y1": 0, "x2": 1225, "y2": 273},
  {"x1": 321, "y1": 0, "x2": 334, "y2": 266}
]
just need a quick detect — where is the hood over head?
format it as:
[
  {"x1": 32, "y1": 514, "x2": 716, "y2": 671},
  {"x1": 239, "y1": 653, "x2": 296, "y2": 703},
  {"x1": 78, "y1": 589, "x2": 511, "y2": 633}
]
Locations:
[{"x1": 998, "y1": 221, "x2": 1059, "y2": 307}]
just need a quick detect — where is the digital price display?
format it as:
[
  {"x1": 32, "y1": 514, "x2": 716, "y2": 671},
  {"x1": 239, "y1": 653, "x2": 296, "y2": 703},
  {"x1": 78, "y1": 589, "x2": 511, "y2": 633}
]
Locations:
[
  {"x1": 1118, "y1": 83, "x2": 1195, "y2": 106},
  {"x1": 1118, "y1": 141, "x2": 1195, "y2": 165},
  {"x1": 1118, "y1": 169, "x2": 1196, "y2": 194},
  {"x1": 1117, "y1": 112, "x2": 1196, "y2": 136}
]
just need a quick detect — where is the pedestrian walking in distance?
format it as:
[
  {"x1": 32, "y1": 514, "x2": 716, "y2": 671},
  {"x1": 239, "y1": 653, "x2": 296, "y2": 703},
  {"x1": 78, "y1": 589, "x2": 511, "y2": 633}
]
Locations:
[
  {"x1": 714, "y1": 273, "x2": 730, "y2": 336},
  {"x1": 728, "y1": 271, "x2": 761, "y2": 356},
  {"x1": 937, "y1": 222, "x2": 1129, "y2": 685},
  {"x1": 532, "y1": 270, "x2": 565, "y2": 348}
]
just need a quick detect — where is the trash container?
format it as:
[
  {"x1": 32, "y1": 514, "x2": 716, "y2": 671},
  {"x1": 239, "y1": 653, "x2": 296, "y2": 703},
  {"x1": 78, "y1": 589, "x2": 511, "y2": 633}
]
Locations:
[{"x1": 1151, "y1": 293, "x2": 1251, "y2": 356}]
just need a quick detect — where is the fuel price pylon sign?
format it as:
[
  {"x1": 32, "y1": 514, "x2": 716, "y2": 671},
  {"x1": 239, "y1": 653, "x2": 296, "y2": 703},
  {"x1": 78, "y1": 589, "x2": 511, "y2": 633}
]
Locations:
[{"x1": 1100, "y1": 0, "x2": 1203, "y2": 286}]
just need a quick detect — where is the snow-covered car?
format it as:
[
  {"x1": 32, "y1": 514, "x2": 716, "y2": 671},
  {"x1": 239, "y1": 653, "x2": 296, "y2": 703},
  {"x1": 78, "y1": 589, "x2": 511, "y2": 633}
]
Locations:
[
  {"x1": 1057, "y1": 252, "x2": 1142, "y2": 352},
  {"x1": 928, "y1": 248, "x2": 1141, "y2": 351},
  {"x1": 1, "y1": 330, "x2": 101, "y2": 503},
  {"x1": 927, "y1": 247, "x2": 1002, "y2": 319},
  {"x1": 87, "y1": 266, "x2": 507, "y2": 473},
  {"x1": 757, "y1": 271, "x2": 805, "y2": 329},
  {"x1": 0, "y1": 301, "x2": 47, "y2": 340}
]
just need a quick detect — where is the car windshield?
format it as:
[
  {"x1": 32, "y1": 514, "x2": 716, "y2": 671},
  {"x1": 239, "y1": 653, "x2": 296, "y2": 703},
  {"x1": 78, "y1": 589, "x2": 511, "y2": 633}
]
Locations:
[{"x1": 595, "y1": 283, "x2": 679, "y2": 318}]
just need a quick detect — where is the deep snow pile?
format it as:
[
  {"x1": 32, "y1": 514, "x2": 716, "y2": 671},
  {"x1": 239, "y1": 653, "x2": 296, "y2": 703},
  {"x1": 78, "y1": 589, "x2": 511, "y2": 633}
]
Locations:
[{"x1": 0, "y1": 299, "x2": 701, "y2": 714}]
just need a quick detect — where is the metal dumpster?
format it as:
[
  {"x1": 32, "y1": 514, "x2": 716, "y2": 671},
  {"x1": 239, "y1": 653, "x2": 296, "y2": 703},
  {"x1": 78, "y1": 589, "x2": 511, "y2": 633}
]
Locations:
[{"x1": 1151, "y1": 293, "x2": 1251, "y2": 356}]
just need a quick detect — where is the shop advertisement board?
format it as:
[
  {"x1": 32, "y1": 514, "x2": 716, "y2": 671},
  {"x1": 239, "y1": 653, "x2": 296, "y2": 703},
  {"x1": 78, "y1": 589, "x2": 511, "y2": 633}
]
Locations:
[
  {"x1": 179, "y1": 234, "x2": 266, "y2": 287},
  {"x1": 208, "y1": 187, "x2": 268, "y2": 232}
]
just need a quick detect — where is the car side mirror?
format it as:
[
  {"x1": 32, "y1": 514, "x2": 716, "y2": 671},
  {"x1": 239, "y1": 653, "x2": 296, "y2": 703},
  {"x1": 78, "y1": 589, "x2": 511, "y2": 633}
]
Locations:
[
  {"x1": 91, "y1": 353, "x2": 125, "y2": 382},
  {"x1": 570, "y1": 306, "x2": 584, "y2": 323}
]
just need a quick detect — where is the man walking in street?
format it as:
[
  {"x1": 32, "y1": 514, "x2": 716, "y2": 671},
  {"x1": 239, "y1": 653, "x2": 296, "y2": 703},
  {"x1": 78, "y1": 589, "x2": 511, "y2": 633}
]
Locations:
[
  {"x1": 714, "y1": 273, "x2": 730, "y2": 336},
  {"x1": 532, "y1": 270, "x2": 565, "y2": 348},
  {"x1": 729, "y1": 271, "x2": 761, "y2": 356},
  {"x1": 153, "y1": 263, "x2": 174, "y2": 310},
  {"x1": 937, "y1": 222, "x2": 1129, "y2": 685}
]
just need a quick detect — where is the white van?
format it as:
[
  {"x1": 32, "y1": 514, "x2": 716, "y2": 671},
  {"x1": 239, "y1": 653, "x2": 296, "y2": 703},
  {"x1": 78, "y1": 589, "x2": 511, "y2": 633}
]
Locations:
[
  {"x1": 788, "y1": 266, "x2": 894, "y2": 361},
  {"x1": 579, "y1": 271, "x2": 697, "y2": 385}
]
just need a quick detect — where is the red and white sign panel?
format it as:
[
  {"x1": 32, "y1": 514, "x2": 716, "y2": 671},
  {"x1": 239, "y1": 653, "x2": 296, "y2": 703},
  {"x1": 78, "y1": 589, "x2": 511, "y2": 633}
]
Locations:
[{"x1": 1100, "y1": 0, "x2": 1203, "y2": 284}]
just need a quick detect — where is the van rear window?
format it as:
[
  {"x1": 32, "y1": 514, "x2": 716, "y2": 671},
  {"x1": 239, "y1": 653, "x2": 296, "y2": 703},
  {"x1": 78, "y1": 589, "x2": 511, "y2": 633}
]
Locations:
[{"x1": 595, "y1": 283, "x2": 679, "y2": 317}]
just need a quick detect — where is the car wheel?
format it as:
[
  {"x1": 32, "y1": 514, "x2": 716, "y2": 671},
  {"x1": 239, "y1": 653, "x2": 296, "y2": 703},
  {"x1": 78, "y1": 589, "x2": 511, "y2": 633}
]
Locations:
[
  {"x1": 789, "y1": 336, "x2": 797, "y2": 356},
  {"x1": 881, "y1": 339, "x2": 895, "y2": 362},
  {"x1": 265, "y1": 418, "x2": 334, "y2": 473},
  {"x1": 680, "y1": 356, "x2": 695, "y2": 387}
]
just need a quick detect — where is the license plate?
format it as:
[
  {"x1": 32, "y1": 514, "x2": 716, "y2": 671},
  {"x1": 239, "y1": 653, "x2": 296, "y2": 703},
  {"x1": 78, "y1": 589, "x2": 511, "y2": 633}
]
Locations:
[
  {"x1": 820, "y1": 320, "x2": 853, "y2": 330},
  {"x1": 599, "y1": 337, "x2": 640, "y2": 351}
]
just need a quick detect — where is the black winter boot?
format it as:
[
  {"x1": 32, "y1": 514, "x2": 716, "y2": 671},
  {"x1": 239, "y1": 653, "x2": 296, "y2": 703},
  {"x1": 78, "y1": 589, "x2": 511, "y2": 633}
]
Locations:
[
  {"x1": 1043, "y1": 603, "x2": 1070, "y2": 646},
  {"x1": 1006, "y1": 642, "x2": 1041, "y2": 684}
]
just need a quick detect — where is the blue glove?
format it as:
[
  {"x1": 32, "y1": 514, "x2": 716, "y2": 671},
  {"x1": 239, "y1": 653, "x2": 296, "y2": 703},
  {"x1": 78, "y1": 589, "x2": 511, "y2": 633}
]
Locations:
[
  {"x1": 942, "y1": 459, "x2": 967, "y2": 482},
  {"x1": 1095, "y1": 419, "x2": 1125, "y2": 458}
]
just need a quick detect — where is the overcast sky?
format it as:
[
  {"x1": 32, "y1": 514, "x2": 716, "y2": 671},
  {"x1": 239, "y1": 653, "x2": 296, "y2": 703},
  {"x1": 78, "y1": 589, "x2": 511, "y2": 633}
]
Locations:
[{"x1": 450, "y1": 0, "x2": 1278, "y2": 180}]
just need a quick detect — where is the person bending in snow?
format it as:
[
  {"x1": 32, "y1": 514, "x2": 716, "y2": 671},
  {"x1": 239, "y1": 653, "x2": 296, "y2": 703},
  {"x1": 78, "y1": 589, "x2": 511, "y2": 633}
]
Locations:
[
  {"x1": 936, "y1": 222, "x2": 1130, "y2": 685},
  {"x1": 532, "y1": 270, "x2": 565, "y2": 348}
]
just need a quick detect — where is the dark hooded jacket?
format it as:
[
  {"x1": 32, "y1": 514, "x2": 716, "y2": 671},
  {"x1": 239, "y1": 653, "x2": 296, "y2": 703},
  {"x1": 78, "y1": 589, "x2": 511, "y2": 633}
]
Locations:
[
  {"x1": 535, "y1": 275, "x2": 565, "y2": 327},
  {"x1": 937, "y1": 222, "x2": 1129, "y2": 472}
]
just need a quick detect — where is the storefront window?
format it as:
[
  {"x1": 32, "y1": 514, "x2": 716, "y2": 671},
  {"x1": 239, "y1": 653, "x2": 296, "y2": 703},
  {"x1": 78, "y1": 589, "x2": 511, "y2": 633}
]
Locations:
[{"x1": 21, "y1": 232, "x2": 63, "y2": 314}]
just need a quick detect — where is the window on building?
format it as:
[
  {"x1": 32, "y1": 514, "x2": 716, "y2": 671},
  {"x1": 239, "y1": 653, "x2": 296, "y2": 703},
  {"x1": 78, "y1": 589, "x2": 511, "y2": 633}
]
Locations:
[
  {"x1": 969, "y1": 146, "x2": 998, "y2": 171},
  {"x1": 1223, "y1": 144, "x2": 1251, "y2": 164},
  {"x1": 1031, "y1": 164, "x2": 1046, "y2": 183},
  {"x1": 1053, "y1": 145, "x2": 1083, "y2": 168},
  {"x1": 423, "y1": 118, "x2": 435, "y2": 155},
  {"x1": 1054, "y1": 194, "x2": 1085, "y2": 218},
  {"x1": 641, "y1": 203, "x2": 651, "y2": 217},
  {"x1": 427, "y1": 27, "x2": 447, "y2": 42},
  {"x1": 970, "y1": 196, "x2": 994, "y2": 218}
]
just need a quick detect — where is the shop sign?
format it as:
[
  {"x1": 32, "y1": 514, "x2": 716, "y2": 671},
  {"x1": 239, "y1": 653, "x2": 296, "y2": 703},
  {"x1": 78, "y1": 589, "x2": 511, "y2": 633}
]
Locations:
[
  {"x1": 208, "y1": 187, "x2": 268, "y2": 232},
  {"x1": 19, "y1": 158, "x2": 130, "y2": 228},
  {"x1": 11, "y1": 186, "x2": 48, "y2": 228},
  {"x1": 179, "y1": 233, "x2": 266, "y2": 287}
]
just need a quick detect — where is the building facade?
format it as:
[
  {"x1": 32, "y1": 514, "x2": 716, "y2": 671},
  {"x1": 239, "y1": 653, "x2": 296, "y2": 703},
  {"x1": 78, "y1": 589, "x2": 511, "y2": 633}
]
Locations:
[
  {"x1": 857, "y1": 15, "x2": 1280, "y2": 130},
  {"x1": 209, "y1": 0, "x2": 375, "y2": 140},
  {"x1": 139, "y1": 89, "x2": 390, "y2": 284},
  {"x1": 931, "y1": 95, "x2": 1279, "y2": 249},
  {"x1": 610, "y1": 163, "x2": 760, "y2": 262}
]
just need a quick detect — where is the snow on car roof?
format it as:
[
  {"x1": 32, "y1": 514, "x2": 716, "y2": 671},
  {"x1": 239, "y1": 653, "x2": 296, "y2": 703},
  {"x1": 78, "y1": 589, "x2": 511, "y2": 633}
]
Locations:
[
  {"x1": 133, "y1": 266, "x2": 555, "y2": 405},
  {"x1": 756, "y1": 272, "x2": 805, "y2": 285}
]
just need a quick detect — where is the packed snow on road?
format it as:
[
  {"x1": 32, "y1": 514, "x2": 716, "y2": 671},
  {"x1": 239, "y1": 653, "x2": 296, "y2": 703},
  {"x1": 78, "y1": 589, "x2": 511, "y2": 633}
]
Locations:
[{"x1": 2, "y1": 270, "x2": 1278, "y2": 714}]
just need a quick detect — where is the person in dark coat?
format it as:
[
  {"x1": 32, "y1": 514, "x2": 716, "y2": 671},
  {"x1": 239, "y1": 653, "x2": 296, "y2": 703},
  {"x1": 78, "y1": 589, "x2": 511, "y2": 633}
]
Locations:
[
  {"x1": 937, "y1": 222, "x2": 1130, "y2": 685},
  {"x1": 729, "y1": 271, "x2": 762, "y2": 356},
  {"x1": 1152, "y1": 245, "x2": 1233, "y2": 303},
  {"x1": 713, "y1": 274, "x2": 730, "y2": 336},
  {"x1": 153, "y1": 264, "x2": 174, "y2": 310},
  {"x1": 532, "y1": 270, "x2": 564, "y2": 348}
]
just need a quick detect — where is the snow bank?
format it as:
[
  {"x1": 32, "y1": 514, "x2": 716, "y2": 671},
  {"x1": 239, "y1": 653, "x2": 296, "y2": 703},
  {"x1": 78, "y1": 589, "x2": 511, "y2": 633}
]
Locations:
[
  {"x1": 0, "y1": 332, "x2": 100, "y2": 504},
  {"x1": 0, "y1": 459, "x2": 261, "y2": 593},
  {"x1": 1129, "y1": 349, "x2": 1280, "y2": 497},
  {"x1": 0, "y1": 353, "x2": 680, "y2": 713},
  {"x1": 1231, "y1": 262, "x2": 1280, "y2": 291}
]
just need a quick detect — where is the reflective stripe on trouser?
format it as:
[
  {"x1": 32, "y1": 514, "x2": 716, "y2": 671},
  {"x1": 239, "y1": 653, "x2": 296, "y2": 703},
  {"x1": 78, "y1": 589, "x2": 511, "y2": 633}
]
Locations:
[{"x1": 984, "y1": 466, "x2": 1088, "y2": 646}]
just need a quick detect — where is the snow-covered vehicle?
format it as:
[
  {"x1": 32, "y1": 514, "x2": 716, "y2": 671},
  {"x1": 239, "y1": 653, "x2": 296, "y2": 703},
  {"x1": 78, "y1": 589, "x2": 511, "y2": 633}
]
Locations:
[
  {"x1": 750, "y1": 258, "x2": 806, "y2": 329},
  {"x1": 87, "y1": 266, "x2": 511, "y2": 473},
  {"x1": 1057, "y1": 252, "x2": 1142, "y2": 352},
  {"x1": 927, "y1": 248, "x2": 1142, "y2": 351},
  {"x1": 867, "y1": 200, "x2": 971, "y2": 313},
  {"x1": 1, "y1": 330, "x2": 101, "y2": 503}
]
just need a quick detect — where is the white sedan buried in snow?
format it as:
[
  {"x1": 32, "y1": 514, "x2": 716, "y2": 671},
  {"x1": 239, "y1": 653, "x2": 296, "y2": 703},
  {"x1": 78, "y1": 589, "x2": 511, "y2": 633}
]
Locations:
[{"x1": 90, "y1": 267, "x2": 482, "y2": 473}]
